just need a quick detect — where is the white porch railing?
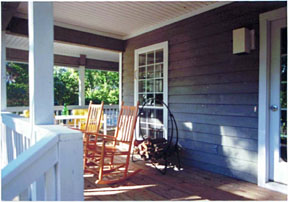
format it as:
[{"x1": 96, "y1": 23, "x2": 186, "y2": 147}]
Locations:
[
  {"x1": 6, "y1": 104, "x2": 119, "y2": 127},
  {"x1": 1, "y1": 112, "x2": 83, "y2": 201}
]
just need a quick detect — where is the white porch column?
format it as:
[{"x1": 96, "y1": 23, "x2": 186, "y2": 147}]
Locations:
[
  {"x1": 119, "y1": 52, "x2": 122, "y2": 108},
  {"x1": 28, "y1": 2, "x2": 54, "y2": 127},
  {"x1": 1, "y1": 31, "x2": 8, "y2": 168},
  {"x1": 28, "y1": 3, "x2": 53, "y2": 200},
  {"x1": 1, "y1": 31, "x2": 7, "y2": 111},
  {"x1": 78, "y1": 66, "x2": 85, "y2": 106}
]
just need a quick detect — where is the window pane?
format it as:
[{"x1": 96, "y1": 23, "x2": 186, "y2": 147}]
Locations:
[
  {"x1": 155, "y1": 94, "x2": 163, "y2": 106},
  {"x1": 139, "y1": 94, "x2": 146, "y2": 106},
  {"x1": 147, "y1": 65, "x2": 154, "y2": 78},
  {"x1": 155, "y1": 129, "x2": 164, "y2": 139},
  {"x1": 139, "y1": 80, "x2": 146, "y2": 93},
  {"x1": 281, "y1": 28, "x2": 287, "y2": 55},
  {"x1": 281, "y1": 84, "x2": 287, "y2": 108},
  {"x1": 155, "y1": 109, "x2": 163, "y2": 124},
  {"x1": 280, "y1": 27, "x2": 287, "y2": 162},
  {"x1": 281, "y1": 56, "x2": 287, "y2": 81},
  {"x1": 155, "y1": 79, "x2": 163, "y2": 92},
  {"x1": 139, "y1": 67, "x2": 146, "y2": 79},
  {"x1": 156, "y1": 49, "x2": 163, "y2": 63},
  {"x1": 139, "y1": 53, "x2": 146, "y2": 66},
  {"x1": 280, "y1": 110, "x2": 287, "y2": 162},
  {"x1": 147, "y1": 51, "x2": 154, "y2": 65},
  {"x1": 147, "y1": 94, "x2": 154, "y2": 105},
  {"x1": 155, "y1": 64, "x2": 163, "y2": 78},
  {"x1": 147, "y1": 80, "x2": 154, "y2": 93},
  {"x1": 139, "y1": 108, "x2": 164, "y2": 139}
]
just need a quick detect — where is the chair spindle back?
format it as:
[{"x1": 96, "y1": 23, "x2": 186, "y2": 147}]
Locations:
[
  {"x1": 85, "y1": 101, "x2": 104, "y2": 133},
  {"x1": 114, "y1": 101, "x2": 139, "y2": 143}
]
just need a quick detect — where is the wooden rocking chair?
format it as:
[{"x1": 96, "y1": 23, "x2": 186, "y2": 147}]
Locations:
[
  {"x1": 82, "y1": 101, "x2": 104, "y2": 173},
  {"x1": 85, "y1": 101, "x2": 141, "y2": 184}
]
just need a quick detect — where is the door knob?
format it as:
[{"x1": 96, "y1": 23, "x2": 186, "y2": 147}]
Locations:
[{"x1": 270, "y1": 105, "x2": 278, "y2": 111}]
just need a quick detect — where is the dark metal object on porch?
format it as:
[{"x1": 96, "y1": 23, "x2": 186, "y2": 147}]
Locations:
[{"x1": 132, "y1": 98, "x2": 181, "y2": 175}]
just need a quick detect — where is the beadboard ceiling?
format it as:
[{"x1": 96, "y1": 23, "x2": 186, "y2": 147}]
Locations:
[
  {"x1": 15, "y1": 1, "x2": 229, "y2": 40},
  {"x1": 7, "y1": 2, "x2": 230, "y2": 63}
]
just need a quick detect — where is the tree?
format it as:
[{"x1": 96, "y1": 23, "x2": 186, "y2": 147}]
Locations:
[
  {"x1": 6, "y1": 62, "x2": 29, "y2": 106},
  {"x1": 54, "y1": 66, "x2": 79, "y2": 105},
  {"x1": 6, "y1": 63, "x2": 119, "y2": 106},
  {"x1": 85, "y1": 69, "x2": 119, "y2": 104}
]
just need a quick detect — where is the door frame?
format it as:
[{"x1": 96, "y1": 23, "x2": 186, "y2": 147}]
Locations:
[
  {"x1": 134, "y1": 41, "x2": 168, "y2": 140},
  {"x1": 258, "y1": 7, "x2": 287, "y2": 193}
]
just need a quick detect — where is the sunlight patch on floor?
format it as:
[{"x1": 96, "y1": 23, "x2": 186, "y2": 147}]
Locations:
[
  {"x1": 217, "y1": 183, "x2": 256, "y2": 200},
  {"x1": 84, "y1": 184, "x2": 157, "y2": 196},
  {"x1": 85, "y1": 184, "x2": 156, "y2": 192},
  {"x1": 172, "y1": 195, "x2": 205, "y2": 201},
  {"x1": 84, "y1": 190, "x2": 126, "y2": 196}
]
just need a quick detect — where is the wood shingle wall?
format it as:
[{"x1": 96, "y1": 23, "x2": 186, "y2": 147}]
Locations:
[{"x1": 123, "y1": 2, "x2": 286, "y2": 183}]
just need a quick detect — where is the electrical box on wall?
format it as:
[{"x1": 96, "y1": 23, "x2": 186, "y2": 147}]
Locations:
[{"x1": 233, "y1": 27, "x2": 253, "y2": 54}]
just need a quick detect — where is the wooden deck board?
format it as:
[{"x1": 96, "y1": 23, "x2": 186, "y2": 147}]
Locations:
[{"x1": 84, "y1": 158, "x2": 287, "y2": 201}]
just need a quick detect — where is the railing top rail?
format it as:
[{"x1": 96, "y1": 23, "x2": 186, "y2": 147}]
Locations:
[
  {"x1": 5, "y1": 104, "x2": 119, "y2": 113},
  {"x1": 1, "y1": 112, "x2": 30, "y2": 138},
  {"x1": 5, "y1": 106, "x2": 29, "y2": 112}
]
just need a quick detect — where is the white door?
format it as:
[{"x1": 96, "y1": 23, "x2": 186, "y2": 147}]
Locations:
[
  {"x1": 134, "y1": 42, "x2": 168, "y2": 140},
  {"x1": 269, "y1": 18, "x2": 287, "y2": 184}
]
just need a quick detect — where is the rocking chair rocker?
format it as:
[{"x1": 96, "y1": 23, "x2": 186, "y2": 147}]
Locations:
[{"x1": 85, "y1": 101, "x2": 141, "y2": 184}]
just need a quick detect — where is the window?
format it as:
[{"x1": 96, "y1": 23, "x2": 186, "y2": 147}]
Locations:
[{"x1": 134, "y1": 41, "x2": 168, "y2": 140}]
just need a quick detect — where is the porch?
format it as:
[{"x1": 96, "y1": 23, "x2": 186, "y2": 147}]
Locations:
[
  {"x1": 84, "y1": 158, "x2": 287, "y2": 201},
  {"x1": 1, "y1": 1, "x2": 288, "y2": 201}
]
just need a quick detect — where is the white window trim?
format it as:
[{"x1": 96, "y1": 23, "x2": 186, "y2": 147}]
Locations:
[
  {"x1": 134, "y1": 41, "x2": 168, "y2": 140},
  {"x1": 258, "y1": 7, "x2": 287, "y2": 194}
]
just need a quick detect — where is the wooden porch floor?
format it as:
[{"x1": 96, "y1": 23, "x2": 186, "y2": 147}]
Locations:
[{"x1": 84, "y1": 158, "x2": 287, "y2": 201}]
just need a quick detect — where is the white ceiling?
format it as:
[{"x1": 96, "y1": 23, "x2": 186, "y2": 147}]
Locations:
[
  {"x1": 9, "y1": 1, "x2": 230, "y2": 63},
  {"x1": 15, "y1": 1, "x2": 229, "y2": 40}
]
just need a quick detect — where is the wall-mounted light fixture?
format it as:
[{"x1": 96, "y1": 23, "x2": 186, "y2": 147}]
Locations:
[{"x1": 233, "y1": 27, "x2": 255, "y2": 54}]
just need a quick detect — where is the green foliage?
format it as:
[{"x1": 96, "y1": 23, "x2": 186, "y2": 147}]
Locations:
[
  {"x1": 54, "y1": 67, "x2": 79, "y2": 105},
  {"x1": 6, "y1": 63, "x2": 119, "y2": 106},
  {"x1": 85, "y1": 69, "x2": 119, "y2": 104},
  {"x1": 6, "y1": 63, "x2": 29, "y2": 106}
]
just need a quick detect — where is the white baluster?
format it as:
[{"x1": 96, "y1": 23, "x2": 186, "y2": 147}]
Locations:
[{"x1": 45, "y1": 165, "x2": 56, "y2": 200}]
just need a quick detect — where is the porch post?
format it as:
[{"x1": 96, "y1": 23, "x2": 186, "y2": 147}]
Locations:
[
  {"x1": 119, "y1": 52, "x2": 122, "y2": 108},
  {"x1": 28, "y1": 2, "x2": 54, "y2": 200},
  {"x1": 28, "y1": 2, "x2": 54, "y2": 127},
  {"x1": 1, "y1": 31, "x2": 8, "y2": 168},
  {"x1": 78, "y1": 66, "x2": 85, "y2": 106},
  {"x1": 1, "y1": 31, "x2": 7, "y2": 111},
  {"x1": 79, "y1": 55, "x2": 85, "y2": 106}
]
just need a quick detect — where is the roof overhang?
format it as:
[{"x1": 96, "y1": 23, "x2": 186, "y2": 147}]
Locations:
[{"x1": 2, "y1": 2, "x2": 232, "y2": 64}]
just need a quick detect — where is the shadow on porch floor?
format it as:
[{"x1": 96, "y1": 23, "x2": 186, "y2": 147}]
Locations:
[{"x1": 84, "y1": 159, "x2": 287, "y2": 201}]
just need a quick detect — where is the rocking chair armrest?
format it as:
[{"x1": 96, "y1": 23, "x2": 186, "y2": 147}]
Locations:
[
  {"x1": 102, "y1": 138, "x2": 130, "y2": 144},
  {"x1": 114, "y1": 139, "x2": 131, "y2": 144},
  {"x1": 84, "y1": 132, "x2": 107, "y2": 137}
]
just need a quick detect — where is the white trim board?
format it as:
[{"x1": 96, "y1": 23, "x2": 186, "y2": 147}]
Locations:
[{"x1": 258, "y1": 7, "x2": 287, "y2": 194}]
